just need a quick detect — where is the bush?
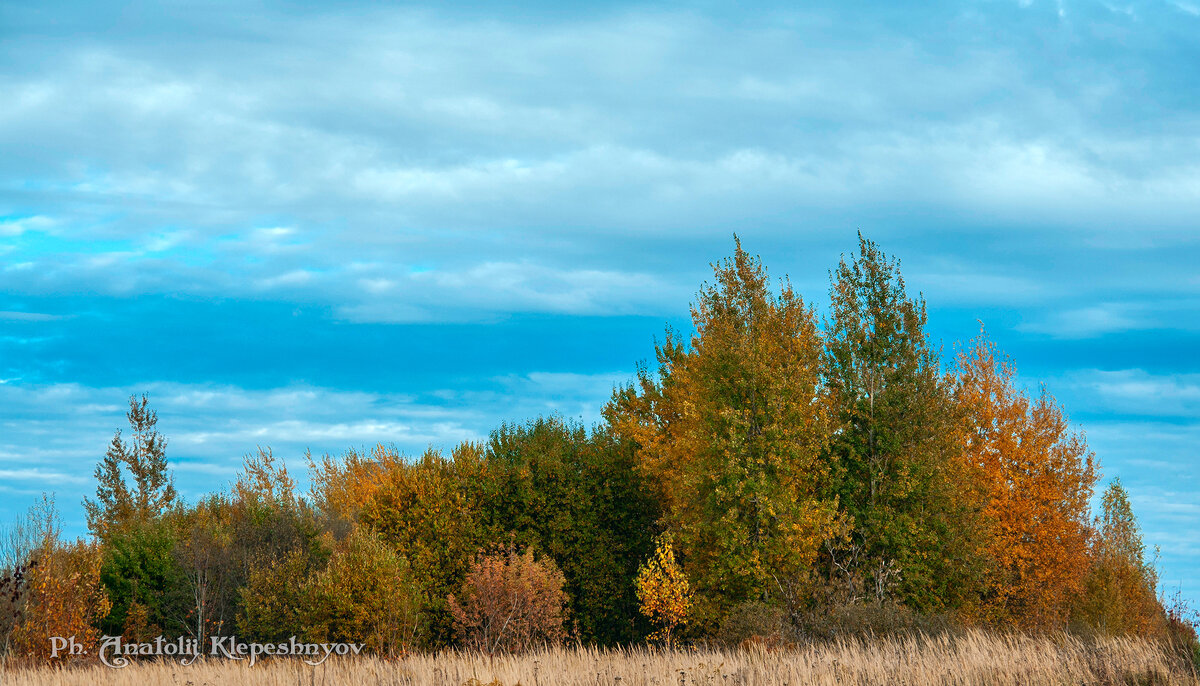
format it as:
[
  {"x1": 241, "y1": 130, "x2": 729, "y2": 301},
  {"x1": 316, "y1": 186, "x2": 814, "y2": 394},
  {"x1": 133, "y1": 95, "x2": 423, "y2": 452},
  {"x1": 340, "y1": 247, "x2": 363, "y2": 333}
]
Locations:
[
  {"x1": 0, "y1": 561, "x2": 33, "y2": 655},
  {"x1": 239, "y1": 528, "x2": 421, "y2": 655},
  {"x1": 307, "y1": 530, "x2": 422, "y2": 654},
  {"x1": 1162, "y1": 590, "x2": 1200, "y2": 676},
  {"x1": 718, "y1": 601, "x2": 791, "y2": 648},
  {"x1": 795, "y1": 600, "x2": 960, "y2": 640},
  {"x1": 448, "y1": 545, "x2": 569, "y2": 654},
  {"x1": 1, "y1": 495, "x2": 58, "y2": 656}
]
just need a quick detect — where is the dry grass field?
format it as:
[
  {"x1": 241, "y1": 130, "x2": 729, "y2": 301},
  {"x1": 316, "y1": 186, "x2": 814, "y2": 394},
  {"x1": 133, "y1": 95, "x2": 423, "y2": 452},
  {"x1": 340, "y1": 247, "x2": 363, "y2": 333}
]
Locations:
[{"x1": 1, "y1": 631, "x2": 1196, "y2": 686}]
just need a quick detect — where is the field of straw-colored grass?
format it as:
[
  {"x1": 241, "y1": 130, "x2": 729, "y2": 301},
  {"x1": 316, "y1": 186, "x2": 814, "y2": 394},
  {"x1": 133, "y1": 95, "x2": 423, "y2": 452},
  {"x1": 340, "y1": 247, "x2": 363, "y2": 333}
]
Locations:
[{"x1": 2, "y1": 630, "x2": 1197, "y2": 686}]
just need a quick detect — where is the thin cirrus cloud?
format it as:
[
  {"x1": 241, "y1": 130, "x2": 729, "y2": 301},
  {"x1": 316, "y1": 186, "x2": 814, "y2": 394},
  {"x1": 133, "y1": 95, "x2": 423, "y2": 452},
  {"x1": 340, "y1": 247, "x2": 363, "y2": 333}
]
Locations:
[{"x1": 1, "y1": 0, "x2": 1199, "y2": 603}]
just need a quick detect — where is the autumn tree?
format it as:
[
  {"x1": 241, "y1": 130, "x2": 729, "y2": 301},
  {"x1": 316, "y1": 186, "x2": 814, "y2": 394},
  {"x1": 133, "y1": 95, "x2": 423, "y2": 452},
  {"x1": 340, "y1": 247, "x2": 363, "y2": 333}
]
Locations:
[
  {"x1": 9, "y1": 499, "x2": 111, "y2": 660},
  {"x1": 84, "y1": 395, "x2": 177, "y2": 542},
  {"x1": 635, "y1": 534, "x2": 693, "y2": 648},
  {"x1": 239, "y1": 528, "x2": 421, "y2": 654},
  {"x1": 448, "y1": 545, "x2": 569, "y2": 654},
  {"x1": 822, "y1": 234, "x2": 981, "y2": 611},
  {"x1": 1076, "y1": 479, "x2": 1162, "y2": 636},
  {"x1": 954, "y1": 330, "x2": 1097, "y2": 629},
  {"x1": 0, "y1": 495, "x2": 56, "y2": 655},
  {"x1": 357, "y1": 445, "x2": 489, "y2": 646},
  {"x1": 307, "y1": 444, "x2": 405, "y2": 524},
  {"x1": 607, "y1": 237, "x2": 841, "y2": 626}
]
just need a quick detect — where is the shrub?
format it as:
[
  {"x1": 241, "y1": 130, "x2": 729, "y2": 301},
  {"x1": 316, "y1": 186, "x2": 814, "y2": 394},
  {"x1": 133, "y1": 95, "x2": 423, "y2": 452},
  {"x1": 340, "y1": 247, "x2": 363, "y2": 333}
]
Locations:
[
  {"x1": 717, "y1": 601, "x2": 790, "y2": 648},
  {"x1": 307, "y1": 529, "x2": 422, "y2": 654},
  {"x1": 795, "y1": 600, "x2": 960, "y2": 640},
  {"x1": 1161, "y1": 589, "x2": 1200, "y2": 676},
  {"x1": 239, "y1": 528, "x2": 421, "y2": 655},
  {"x1": 1, "y1": 494, "x2": 59, "y2": 655},
  {"x1": 0, "y1": 561, "x2": 33, "y2": 655},
  {"x1": 448, "y1": 545, "x2": 568, "y2": 654}
]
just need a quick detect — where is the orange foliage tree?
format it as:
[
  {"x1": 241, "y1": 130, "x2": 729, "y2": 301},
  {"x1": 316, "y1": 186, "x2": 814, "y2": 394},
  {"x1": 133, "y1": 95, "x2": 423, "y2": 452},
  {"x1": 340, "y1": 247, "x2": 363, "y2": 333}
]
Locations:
[
  {"x1": 954, "y1": 330, "x2": 1097, "y2": 629},
  {"x1": 307, "y1": 444, "x2": 404, "y2": 522}
]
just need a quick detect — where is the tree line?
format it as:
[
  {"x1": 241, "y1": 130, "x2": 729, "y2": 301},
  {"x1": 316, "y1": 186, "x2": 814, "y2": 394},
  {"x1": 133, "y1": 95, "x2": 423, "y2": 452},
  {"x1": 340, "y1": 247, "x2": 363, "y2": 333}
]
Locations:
[{"x1": 0, "y1": 235, "x2": 1195, "y2": 660}]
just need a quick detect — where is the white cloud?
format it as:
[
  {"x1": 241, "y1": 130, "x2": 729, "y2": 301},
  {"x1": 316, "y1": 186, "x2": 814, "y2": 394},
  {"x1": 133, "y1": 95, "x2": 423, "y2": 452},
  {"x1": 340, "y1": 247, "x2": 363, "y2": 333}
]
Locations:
[
  {"x1": 0, "y1": 371, "x2": 634, "y2": 528},
  {"x1": 1060, "y1": 369, "x2": 1200, "y2": 418},
  {"x1": 0, "y1": 311, "x2": 62, "y2": 322},
  {"x1": 0, "y1": 215, "x2": 55, "y2": 237},
  {"x1": 1019, "y1": 304, "x2": 1147, "y2": 338}
]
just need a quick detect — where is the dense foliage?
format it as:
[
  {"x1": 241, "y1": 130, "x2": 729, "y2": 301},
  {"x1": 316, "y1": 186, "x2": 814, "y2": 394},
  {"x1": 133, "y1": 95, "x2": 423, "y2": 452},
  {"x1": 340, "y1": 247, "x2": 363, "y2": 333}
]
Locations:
[{"x1": 0, "y1": 236, "x2": 1193, "y2": 660}]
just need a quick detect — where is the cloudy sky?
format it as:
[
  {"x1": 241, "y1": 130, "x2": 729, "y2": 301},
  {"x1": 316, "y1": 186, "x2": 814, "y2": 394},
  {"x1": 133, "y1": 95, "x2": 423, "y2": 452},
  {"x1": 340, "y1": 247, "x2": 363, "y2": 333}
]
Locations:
[{"x1": 1, "y1": 0, "x2": 1197, "y2": 604}]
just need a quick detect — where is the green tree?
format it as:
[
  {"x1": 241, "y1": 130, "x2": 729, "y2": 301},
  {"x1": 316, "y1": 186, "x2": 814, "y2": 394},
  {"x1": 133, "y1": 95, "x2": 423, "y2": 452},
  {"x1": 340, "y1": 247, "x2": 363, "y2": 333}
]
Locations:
[
  {"x1": 823, "y1": 234, "x2": 981, "y2": 611},
  {"x1": 607, "y1": 237, "x2": 841, "y2": 627},
  {"x1": 84, "y1": 395, "x2": 177, "y2": 542},
  {"x1": 98, "y1": 520, "x2": 190, "y2": 639},
  {"x1": 479, "y1": 418, "x2": 659, "y2": 645}
]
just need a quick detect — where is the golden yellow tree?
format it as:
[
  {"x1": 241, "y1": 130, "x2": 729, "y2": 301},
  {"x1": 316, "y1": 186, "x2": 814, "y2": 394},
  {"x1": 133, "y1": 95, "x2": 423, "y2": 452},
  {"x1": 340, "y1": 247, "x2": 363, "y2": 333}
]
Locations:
[
  {"x1": 635, "y1": 534, "x2": 693, "y2": 648},
  {"x1": 307, "y1": 444, "x2": 403, "y2": 521},
  {"x1": 12, "y1": 541, "x2": 111, "y2": 660},
  {"x1": 955, "y1": 330, "x2": 1097, "y2": 629}
]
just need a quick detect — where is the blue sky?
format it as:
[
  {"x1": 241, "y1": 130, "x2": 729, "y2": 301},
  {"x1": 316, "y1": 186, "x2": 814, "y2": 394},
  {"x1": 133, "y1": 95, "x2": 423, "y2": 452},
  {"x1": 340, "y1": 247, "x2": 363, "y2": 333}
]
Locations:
[{"x1": 1, "y1": 0, "x2": 1197, "y2": 606}]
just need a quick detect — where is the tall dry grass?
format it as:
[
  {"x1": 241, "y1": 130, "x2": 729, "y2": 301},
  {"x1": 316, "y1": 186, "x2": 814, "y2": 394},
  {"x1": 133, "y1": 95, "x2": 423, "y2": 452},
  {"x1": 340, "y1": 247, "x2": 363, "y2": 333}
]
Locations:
[{"x1": 1, "y1": 630, "x2": 1196, "y2": 686}]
